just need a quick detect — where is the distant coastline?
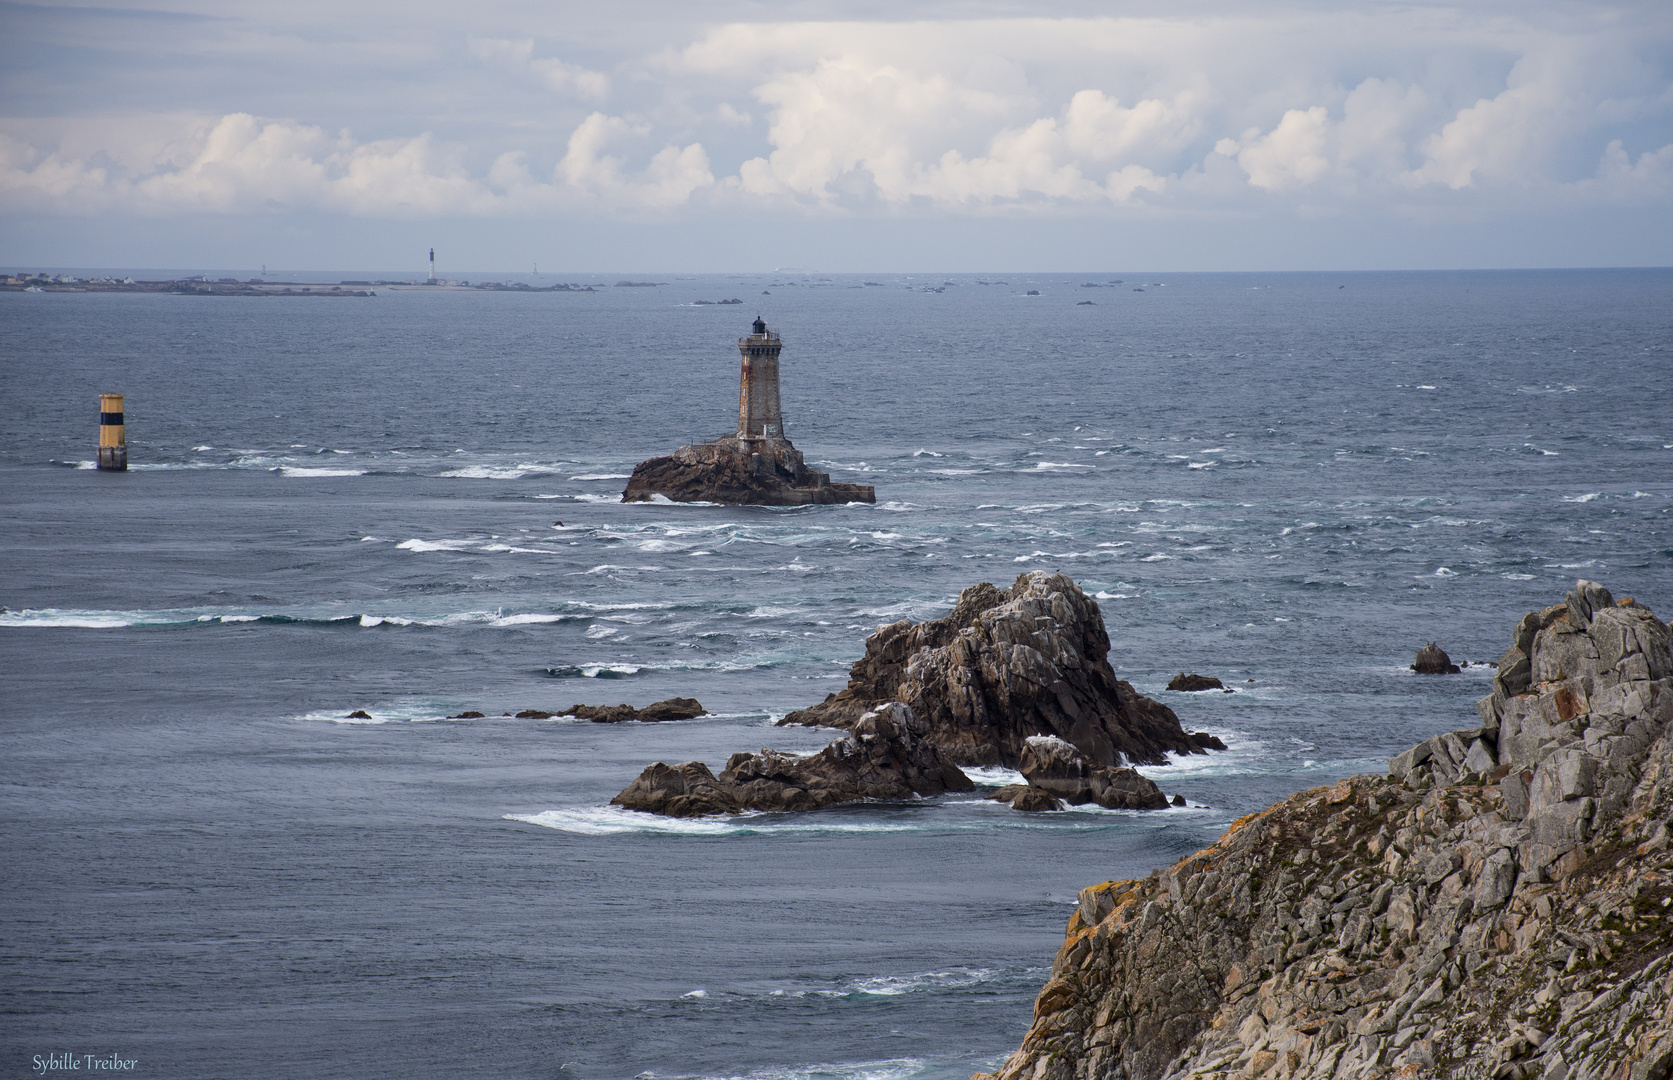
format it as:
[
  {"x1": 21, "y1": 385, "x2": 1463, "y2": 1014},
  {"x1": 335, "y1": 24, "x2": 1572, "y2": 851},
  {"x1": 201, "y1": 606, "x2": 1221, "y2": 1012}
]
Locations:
[{"x1": 0, "y1": 273, "x2": 597, "y2": 296}]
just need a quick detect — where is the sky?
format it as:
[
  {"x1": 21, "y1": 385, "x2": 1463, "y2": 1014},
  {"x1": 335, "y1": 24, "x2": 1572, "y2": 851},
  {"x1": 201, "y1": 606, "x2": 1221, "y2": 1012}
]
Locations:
[{"x1": 2, "y1": 0, "x2": 1671, "y2": 272}]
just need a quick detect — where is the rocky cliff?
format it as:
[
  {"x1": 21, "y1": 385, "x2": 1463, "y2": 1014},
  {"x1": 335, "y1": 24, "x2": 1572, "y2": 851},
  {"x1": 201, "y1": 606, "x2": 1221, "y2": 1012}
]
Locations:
[
  {"x1": 983, "y1": 581, "x2": 1673, "y2": 1080},
  {"x1": 621, "y1": 435, "x2": 875, "y2": 505},
  {"x1": 783, "y1": 572, "x2": 1222, "y2": 768}
]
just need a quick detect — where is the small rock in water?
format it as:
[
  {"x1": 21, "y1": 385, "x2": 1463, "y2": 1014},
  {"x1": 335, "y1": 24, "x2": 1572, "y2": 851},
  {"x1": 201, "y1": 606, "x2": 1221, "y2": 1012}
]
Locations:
[
  {"x1": 1189, "y1": 731, "x2": 1228, "y2": 751},
  {"x1": 1018, "y1": 735, "x2": 1168, "y2": 810},
  {"x1": 1171, "y1": 793, "x2": 1186, "y2": 806},
  {"x1": 1168, "y1": 673, "x2": 1224, "y2": 692},
  {"x1": 345, "y1": 709, "x2": 372, "y2": 720},
  {"x1": 637, "y1": 697, "x2": 705, "y2": 722},
  {"x1": 515, "y1": 709, "x2": 553, "y2": 719},
  {"x1": 565, "y1": 703, "x2": 641, "y2": 724},
  {"x1": 613, "y1": 702, "x2": 972, "y2": 817},
  {"x1": 1412, "y1": 642, "x2": 1461, "y2": 673},
  {"x1": 989, "y1": 784, "x2": 1066, "y2": 812},
  {"x1": 448, "y1": 710, "x2": 485, "y2": 719},
  {"x1": 561, "y1": 698, "x2": 706, "y2": 723}
]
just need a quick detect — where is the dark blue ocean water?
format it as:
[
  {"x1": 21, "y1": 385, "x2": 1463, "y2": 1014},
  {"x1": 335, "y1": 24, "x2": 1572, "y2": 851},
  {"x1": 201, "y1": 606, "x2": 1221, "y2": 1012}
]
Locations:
[{"x1": 3, "y1": 269, "x2": 1671, "y2": 1079}]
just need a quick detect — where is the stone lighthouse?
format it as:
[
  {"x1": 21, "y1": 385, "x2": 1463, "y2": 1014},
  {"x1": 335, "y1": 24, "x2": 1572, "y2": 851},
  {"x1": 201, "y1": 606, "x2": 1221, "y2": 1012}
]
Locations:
[
  {"x1": 737, "y1": 316, "x2": 784, "y2": 441},
  {"x1": 620, "y1": 318, "x2": 876, "y2": 506}
]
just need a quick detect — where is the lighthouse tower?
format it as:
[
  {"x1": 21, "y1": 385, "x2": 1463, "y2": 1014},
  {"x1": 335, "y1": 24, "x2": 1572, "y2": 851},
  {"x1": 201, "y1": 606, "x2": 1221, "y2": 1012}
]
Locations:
[{"x1": 736, "y1": 316, "x2": 784, "y2": 441}]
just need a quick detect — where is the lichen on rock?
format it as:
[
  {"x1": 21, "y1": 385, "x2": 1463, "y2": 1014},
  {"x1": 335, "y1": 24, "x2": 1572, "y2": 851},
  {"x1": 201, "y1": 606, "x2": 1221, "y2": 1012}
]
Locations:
[{"x1": 982, "y1": 580, "x2": 1673, "y2": 1080}]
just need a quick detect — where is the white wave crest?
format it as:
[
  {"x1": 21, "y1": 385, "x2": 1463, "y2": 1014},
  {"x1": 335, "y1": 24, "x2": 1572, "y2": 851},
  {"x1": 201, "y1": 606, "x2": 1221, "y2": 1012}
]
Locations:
[
  {"x1": 505, "y1": 807, "x2": 923, "y2": 836},
  {"x1": 961, "y1": 765, "x2": 1026, "y2": 787},
  {"x1": 396, "y1": 538, "x2": 478, "y2": 552}
]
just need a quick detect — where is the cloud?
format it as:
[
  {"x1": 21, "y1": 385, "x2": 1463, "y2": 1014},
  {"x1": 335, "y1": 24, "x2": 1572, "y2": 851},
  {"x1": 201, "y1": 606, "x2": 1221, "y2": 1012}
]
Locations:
[
  {"x1": 731, "y1": 59, "x2": 1186, "y2": 207},
  {"x1": 3, "y1": 10, "x2": 1670, "y2": 223},
  {"x1": 467, "y1": 35, "x2": 609, "y2": 101},
  {"x1": 1232, "y1": 107, "x2": 1332, "y2": 190},
  {"x1": 0, "y1": 112, "x2": 710, "y2": 215},
  {"x1": 737, "y1": 56, "x2": 1014, "y2": 201},
  {"x1": 559, "y1": 113, "x2": 713, "y2": 207},
  {"x1": 1406, "y1": 51, "x2": 1575, "y2": 189},
  {"x1": 1585, "y1": 138, "x2": 1673, "y2": 201}
]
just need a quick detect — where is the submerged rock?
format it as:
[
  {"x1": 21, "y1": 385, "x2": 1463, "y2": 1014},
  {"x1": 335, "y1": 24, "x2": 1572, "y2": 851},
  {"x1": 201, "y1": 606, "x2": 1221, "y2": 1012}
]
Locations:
[
  {"x1": 782, "y1": 572, "x2": 1221, "y2": 768},
  {"x1": 981, "y1": 581, "x2": 1673, "y2": 1080},
  {"x1": 1413, "y1": 641, "x2": 1461, "y2": 673},
  {"x1": 1167, "y1": 673, "x2": 1224, "y2": 692},
  {"x1": 612, "y1": 702, "x2": 973, "y2": 817}
]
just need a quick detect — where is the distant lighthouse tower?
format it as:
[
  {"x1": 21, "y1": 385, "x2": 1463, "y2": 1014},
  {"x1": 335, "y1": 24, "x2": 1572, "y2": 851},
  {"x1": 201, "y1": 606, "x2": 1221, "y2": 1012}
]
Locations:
[
  {"x1": 428, "y1": 247, "x2": 436, "y2": 281},
  {"x1": 737, "y1": 316, "x2": 784, "y2": 442}
]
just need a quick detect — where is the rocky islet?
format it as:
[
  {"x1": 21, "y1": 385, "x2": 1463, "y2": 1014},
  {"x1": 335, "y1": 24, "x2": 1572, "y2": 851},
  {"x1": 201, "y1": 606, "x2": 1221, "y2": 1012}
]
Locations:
[
  {"x1": 621, "y1": 435, "x2": 874, "y2": 506},
  {"x1": 782, "y1": 571, "x2": 1226, "y2": 768},
  {"x1": 610, "y1": 572, "x2": 1215, "y2": 818}
]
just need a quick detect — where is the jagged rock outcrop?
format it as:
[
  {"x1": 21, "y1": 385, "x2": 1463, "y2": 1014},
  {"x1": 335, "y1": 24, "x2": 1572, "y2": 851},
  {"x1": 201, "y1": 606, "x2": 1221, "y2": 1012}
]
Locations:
[
  {"x1": 781, "y1": 572, "x2": 1224, "y2": 768},
  {"x1": 1170, "y1": 674, "x2": 1226, "y2": 692},
  {"x1": 611, "y1": 702, "x2": 973, "y2": 817},
  {"x1": 621, "y1": 435, "x2": 874, "y2": 505},
  {"x1": 559, "y1": 697, "x2": 706, "y2": 723},
  {"x1": 983, "y1": 581, "x2": 1673, "y2": 1080},
  {"x1": 989, "y1": 736, "x2": 1169, "y2": 811},
  {"x1": 1414, "y1": 643, "x2": 1462, "y2": 674}
]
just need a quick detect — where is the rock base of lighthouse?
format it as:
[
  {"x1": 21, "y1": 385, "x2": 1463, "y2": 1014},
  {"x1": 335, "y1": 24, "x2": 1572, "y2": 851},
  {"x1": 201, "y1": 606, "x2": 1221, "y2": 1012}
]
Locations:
[{"x1": 621, "y1": 435, "x2": 875, "y2": 506}]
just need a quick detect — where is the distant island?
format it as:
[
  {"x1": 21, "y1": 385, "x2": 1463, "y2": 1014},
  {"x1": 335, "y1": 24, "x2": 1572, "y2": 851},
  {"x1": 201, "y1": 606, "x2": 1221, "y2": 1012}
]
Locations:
[{"x1": 1, "y1": 273, "x2": 598, "y2": 296}]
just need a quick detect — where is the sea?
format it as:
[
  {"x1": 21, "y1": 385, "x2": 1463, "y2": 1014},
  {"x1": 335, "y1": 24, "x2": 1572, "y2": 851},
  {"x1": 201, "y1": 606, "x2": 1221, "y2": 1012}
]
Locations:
[{"x1": 2, "y1": 268, "x2": 1670, "y2": 1079}]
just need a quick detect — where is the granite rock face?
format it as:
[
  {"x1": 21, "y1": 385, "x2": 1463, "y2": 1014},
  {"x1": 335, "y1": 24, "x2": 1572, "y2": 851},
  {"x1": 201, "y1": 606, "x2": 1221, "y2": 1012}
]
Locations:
[
  {"x1": 621, "y1": 435, "x2": 874, "y2": 506},
  {"x1": 782, "y1": 572, "x2": 1220, "y2": 769},
  {"x1": 981, "y1": 581, "x2": 1673, "y2": 1080},
  {"x1": 611, "y1": 702, "x2": 973, "y2": 817}
]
